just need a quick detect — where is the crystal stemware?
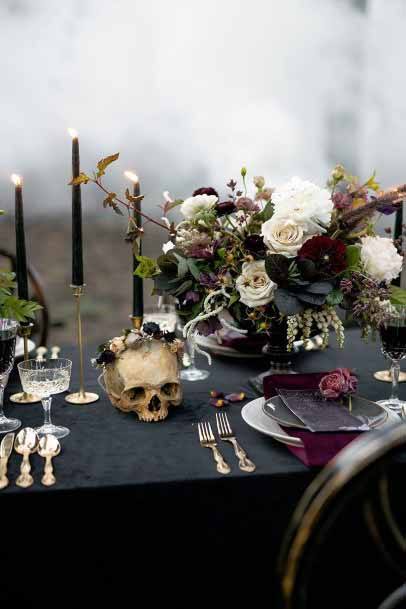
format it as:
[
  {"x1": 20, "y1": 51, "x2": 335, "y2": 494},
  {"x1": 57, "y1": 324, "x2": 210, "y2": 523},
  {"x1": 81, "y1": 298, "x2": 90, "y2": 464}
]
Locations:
[
  {"x1": 0, "y1": 319, "x2": 21, "y2": 433},
  {"x1": 377, "y1": 304, "x2": 406, "y2": 414},
  {"x1": 180, "y1": 336, "x2": 209, "y2": 381},
  {"x1": 18, "y1": 358, "x2": 72, "y2": 439}
]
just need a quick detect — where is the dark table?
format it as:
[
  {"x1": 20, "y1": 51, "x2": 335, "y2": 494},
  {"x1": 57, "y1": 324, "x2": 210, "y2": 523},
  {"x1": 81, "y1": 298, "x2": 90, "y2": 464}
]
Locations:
[{"x1": 0, "y1": 330, "x2": 404, "y2": 607}]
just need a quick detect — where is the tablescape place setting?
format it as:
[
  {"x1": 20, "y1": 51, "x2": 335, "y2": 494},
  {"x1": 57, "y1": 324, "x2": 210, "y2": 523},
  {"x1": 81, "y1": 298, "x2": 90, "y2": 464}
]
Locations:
[
  {"x1": 241, "y1": 367, "x2": 401, "y2": 467},
  {"x1": 0, "y1": 428, "x2": 61, "y2": 490}
]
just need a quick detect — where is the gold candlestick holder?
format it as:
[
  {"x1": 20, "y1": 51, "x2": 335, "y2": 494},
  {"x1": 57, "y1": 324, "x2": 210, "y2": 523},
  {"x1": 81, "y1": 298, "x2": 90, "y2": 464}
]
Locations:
[
  {"x1": 374, "y1": 369, "x2": 406, "y2": 383},
  {"x1": 65, "y1": 285, "x2": 99, "y2": 405},
  {"x1": 130, "y1": 315, "x2": 143, "y2": 331},
  {"x1": 10, "y1": 323, "x2": 41, "y2": 404}
]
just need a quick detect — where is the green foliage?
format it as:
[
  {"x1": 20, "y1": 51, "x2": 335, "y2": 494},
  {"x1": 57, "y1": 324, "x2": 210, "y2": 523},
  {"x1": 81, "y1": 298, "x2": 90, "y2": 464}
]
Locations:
[
  {"x1": 256, "y1": 200, "x2": 273, "y2": 223},
  {"x1": 0, "y1": 270, "x2": 42, "y2": 322},
  {"x1": 326, "y1": 288, "x2": 344, "y2": 306},
  {"x1": 134, "y1": 256, "x2": 160, "y2": 278},
  {"x1": 390, "y1": 285, "x2": 406, "y2": 305},
  {"x1": 96, "y1": 153, "x2": 120, "y2": 178},
  {"x1": 345, "y1": 244, "x2": 361, "y2": 270},
  {"x1": 265, "y1": 254, "x2": 290, "y2": 287}
]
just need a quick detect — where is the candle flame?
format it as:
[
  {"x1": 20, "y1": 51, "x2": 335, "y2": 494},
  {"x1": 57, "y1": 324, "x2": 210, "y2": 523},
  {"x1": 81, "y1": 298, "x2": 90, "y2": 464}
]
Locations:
[
  {"x1": 11, "y1": 174, "x2": 22, "y2": 186},
  {"x1": 124, "y1": 171, "x2": 139, "y2": 184},
  {"x1": 68, "y1": 127, "x2": 78, "y2": 139}
]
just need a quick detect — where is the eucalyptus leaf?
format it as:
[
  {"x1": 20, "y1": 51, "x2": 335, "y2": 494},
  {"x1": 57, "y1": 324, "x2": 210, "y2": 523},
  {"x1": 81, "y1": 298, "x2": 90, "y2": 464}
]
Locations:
[
  {"x1": 305, "y1": 281, "x2": 333, "y2": 295},
  {"x1": 273, "y1": 289, "x2": 303, "y2": 315}
]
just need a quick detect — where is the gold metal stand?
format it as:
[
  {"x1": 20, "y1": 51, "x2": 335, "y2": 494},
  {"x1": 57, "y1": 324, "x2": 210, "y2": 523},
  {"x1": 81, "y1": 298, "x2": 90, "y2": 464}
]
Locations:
[
  {"x1": 65, "y1": 285, "x2": 99, "y2": 405},
  {"x1": 130, "y1": 315, "x2": 143, "y2": 331},
  {"x1": 374, "y1": 369, "x2": 406, "y2": 383},
  {"x1": 10, "y1": 323, "x2": 40, "y2": 404}
]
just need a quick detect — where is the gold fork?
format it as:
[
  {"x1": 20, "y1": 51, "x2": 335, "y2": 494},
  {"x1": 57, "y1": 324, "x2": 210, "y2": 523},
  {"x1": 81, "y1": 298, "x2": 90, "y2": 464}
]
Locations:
[
  {"x1": 216, "y1": 412, "x2": 256, "y2": 472},
  {"x1": 198, "y1": 421, "x2": 231, "y2": 474}
]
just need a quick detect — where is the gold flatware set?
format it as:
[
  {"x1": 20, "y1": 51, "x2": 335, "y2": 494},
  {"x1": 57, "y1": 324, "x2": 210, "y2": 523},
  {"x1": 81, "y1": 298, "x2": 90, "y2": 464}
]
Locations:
[
  {"x1": 198, "y1": 412, "x2": 256, "y2": 475},
  {"x1": 0, "y1": 428, "x2": 61, "y2": 490}
]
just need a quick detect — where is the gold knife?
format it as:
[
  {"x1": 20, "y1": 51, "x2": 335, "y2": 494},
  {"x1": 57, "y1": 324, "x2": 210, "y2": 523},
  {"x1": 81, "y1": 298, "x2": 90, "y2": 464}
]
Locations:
[{"x1": 0, "y1": 433, "x2": 15, "y2": 490}]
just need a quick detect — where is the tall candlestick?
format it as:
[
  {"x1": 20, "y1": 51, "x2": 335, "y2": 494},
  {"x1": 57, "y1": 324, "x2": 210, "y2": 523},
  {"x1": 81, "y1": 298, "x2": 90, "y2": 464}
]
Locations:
[
  {"x1": 69, "y1": 128, "x2": 84, "y2": 286},
  {"x1": 125, "y1": 171, "x2": 144, "y2": 319},
  {"x1": 11, "y1": 174, "x2": 29, "y2": 302}
]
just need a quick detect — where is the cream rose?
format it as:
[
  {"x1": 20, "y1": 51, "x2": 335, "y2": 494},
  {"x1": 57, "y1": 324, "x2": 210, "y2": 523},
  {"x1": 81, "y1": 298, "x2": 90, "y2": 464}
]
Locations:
[
  {"x1": 261, "y1": 216, "x2": 307, "y2": 257},
  {"x1": 180, "y1": 194, "x2": 218, "y2": 219},
  {"x1": 361, "y1": 236, "x2": 403, "y2": 283},
  {"x1": 236, "y1": 260, "x2": 276, "y2": 308}
]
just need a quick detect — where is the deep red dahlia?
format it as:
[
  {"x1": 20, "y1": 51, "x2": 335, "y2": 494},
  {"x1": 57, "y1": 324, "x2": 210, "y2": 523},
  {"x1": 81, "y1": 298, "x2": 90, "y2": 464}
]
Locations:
[
  {"x1": 298, "y1": 236, "x2": 347, "y2": 275},
  {"x1": 193, "y1": 186, "x2": 219, "y2": 197}
]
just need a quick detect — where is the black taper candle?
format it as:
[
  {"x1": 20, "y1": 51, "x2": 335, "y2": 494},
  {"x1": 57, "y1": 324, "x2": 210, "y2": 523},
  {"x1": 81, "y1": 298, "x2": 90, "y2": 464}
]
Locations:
[
  {"x1": 14, "y1": 176, "x2": 29, "y2": 302},
  {"x1": 71, "y1": 132, "x2": 84, "y2": 286},
  {"x1": 132, "y1": 179, "x2": 144, "y2": 317}
]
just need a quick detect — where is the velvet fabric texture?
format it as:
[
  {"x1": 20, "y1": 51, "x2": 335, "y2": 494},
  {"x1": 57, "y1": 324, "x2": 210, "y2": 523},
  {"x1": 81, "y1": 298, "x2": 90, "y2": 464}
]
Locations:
[{"x1": 263, "y1": 372, "x2": 361, "y2": 466}]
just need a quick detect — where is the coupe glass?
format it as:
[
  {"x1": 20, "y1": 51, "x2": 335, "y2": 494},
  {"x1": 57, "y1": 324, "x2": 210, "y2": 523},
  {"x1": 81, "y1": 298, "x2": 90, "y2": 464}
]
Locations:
[
  {"x1": 377, "y1": 304, "x2": 406, "y2": 414},
  {"x1": 18, "y1": 358, "x2": 72, "y2": 438},
  {"x1": 0, "y1": 319, "x2": 21, "y2": 433}
]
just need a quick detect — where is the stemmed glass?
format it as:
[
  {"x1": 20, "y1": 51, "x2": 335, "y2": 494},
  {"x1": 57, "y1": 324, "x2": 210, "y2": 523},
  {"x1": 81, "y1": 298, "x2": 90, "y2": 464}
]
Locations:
[
  {"x1": 180, "y1": 336, "x2": 209, "y2": 381},
  {"x1": 18, "y1": 359, "x2": 72, "y2": 438},
  {"x1": 0, "y1": 319, "x2": 21, "y2": 433},
  {"x1": 377, "y1": 304, "x2": 406, "y2": 414}
]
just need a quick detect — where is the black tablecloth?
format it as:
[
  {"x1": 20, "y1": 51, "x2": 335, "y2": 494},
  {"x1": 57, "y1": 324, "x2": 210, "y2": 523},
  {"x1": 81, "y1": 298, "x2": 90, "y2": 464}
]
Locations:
[{"x1": 1, "y1": 330, "x2": 404, "y2": 607}]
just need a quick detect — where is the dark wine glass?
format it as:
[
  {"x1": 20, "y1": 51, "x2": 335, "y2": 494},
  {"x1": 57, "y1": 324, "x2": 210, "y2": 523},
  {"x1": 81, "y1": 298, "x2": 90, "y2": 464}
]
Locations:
[
  {"x1": 378, "y1": 304, "x2": 406, "y2": 414},
  {"x1": 0, "y1": 319, "x2": 21, "y2": 433}
]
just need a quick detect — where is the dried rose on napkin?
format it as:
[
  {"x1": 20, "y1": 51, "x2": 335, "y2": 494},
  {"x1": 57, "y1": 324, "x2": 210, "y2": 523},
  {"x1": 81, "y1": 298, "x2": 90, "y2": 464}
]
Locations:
[{"x1": 319, "y1": 368, "x2": 358, "y2": 399}]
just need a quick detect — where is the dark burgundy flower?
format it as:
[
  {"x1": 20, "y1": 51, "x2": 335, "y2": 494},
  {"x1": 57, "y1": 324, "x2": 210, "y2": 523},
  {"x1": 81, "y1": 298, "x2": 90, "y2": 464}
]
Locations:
[
  {"x1": 193, "y1": 186, "x2": 219, "y2": 197},
  {"x1": 216, "y1": 200, "x2": 237, "y2": 216},
  {"x1": 196, "y1": 316, "x2": 222, "y2": 336},
  {"x1": 199, "y1": 272, "x2": 219, "y2": 289},
  {"x1": 96, "y1": 349, "x2": 116, "y2": 366},
  {"x1": 236, "y1": 197, "x2": 259, "y2": 212},
  {"x1": 332, "y1": 192, "x2": 352, "y2": 210},
  {"x1": 376, "y1": 201, "x2": 398, "y2": 215},
  {"x1": 298, "y1": 236, "x2": 347, "y2": 275},
  {"x1": 244, "y1": 234, "x2": 266, "y2": 257},
  {"x1": 183, "y1": 290, "x2": 200, "y2": 305},
  {"x1": 143, "y1": 322, "x2": 161, "y2": 336}
]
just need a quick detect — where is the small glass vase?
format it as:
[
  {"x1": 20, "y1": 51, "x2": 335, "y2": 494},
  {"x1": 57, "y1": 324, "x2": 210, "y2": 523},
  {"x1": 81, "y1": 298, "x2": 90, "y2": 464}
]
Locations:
[{"x1": 249, "y1": 319, "x2": 297, "y2": 395}]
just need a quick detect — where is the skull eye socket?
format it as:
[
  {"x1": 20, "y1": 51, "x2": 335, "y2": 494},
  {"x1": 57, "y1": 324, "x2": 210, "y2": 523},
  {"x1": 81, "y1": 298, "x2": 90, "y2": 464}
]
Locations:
[
  {"x1": 161, "y1": 383, "x2": 179, "y2": 398},
  {"x1": 127, "y1": 387, "x2": 146, "y2": 401}
]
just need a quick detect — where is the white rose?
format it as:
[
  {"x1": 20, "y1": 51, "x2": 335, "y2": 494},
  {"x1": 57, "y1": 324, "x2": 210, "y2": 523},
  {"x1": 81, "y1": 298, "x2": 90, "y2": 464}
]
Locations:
[
  {"x1": 236, "y1": 260, "x2": 276, "y2": 308},
  {"x1": 162, "y1": 240, "x2": 175, "y2": 254},
  {"x1": 361, "y1": 236, "x2": 403, "y2": 283},
  {"x1": 261, "y1": 216, "x2": 307, "y2": 257},
  {"x1": 180, "y1": 194, "x2": 218, "y2": 219},
  {"x1": 272, "y1": 176, "x2": 333, "y2": 231},
  {"x1": 110, "y1": 336, "x2": 126, "y2": 355}
]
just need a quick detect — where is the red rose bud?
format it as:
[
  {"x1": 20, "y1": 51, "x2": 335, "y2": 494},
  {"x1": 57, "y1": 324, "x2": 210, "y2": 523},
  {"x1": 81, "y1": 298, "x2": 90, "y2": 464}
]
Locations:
[
  {"x1": 210, "y1": 398, "x2": 226, "y2": 408},
  {"x1": 193, "y1": 186, "x2": 219, "y2": 197},
  {"x1": 210, "y1": 390, "x2": 225, "y2": 398},
  {"x1": 216, "y1": 200, "x2": 236, "y2": 216},
  {"x1": 225, "y1": 392, "x2": 246, "y2": 402}
]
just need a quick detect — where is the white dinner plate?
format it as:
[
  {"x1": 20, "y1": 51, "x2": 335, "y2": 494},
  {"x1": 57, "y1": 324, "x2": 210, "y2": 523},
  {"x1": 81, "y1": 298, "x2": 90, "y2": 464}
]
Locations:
[{"x1": 241, "y1": 397, "x2": 399, "y2": 448}]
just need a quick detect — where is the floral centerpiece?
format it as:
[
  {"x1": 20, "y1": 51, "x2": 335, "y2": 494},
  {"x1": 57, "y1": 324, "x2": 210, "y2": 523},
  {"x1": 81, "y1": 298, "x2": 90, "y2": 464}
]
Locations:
[
  {"x1": 72, "y1": 154, "x2": 406, "y2": 370},
  {"x1": 138, "y1": 165, "x2": 405, "y2": 360}
]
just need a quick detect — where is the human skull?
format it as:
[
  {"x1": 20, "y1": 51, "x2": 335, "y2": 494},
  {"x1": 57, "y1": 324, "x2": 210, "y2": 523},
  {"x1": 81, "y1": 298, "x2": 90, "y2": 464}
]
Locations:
[{"x1": 103, "y1": 339, "x2": 183, "y2": 422}]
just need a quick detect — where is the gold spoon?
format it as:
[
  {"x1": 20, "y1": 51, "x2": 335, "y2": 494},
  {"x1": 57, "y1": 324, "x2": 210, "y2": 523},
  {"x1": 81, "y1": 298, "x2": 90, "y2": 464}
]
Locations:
[
  {"x1": 38, "y1": 435, "x2": 60, "y2": 487},
  {"x1": 14, "y1": 428, "x2": 39, "y2": 488}
]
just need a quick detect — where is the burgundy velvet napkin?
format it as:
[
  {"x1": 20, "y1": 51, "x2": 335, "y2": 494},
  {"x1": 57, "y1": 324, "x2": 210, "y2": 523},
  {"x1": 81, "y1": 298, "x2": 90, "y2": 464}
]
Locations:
[{"x1": 263, "y1": 373, "x2": 361, "y2": 467}]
